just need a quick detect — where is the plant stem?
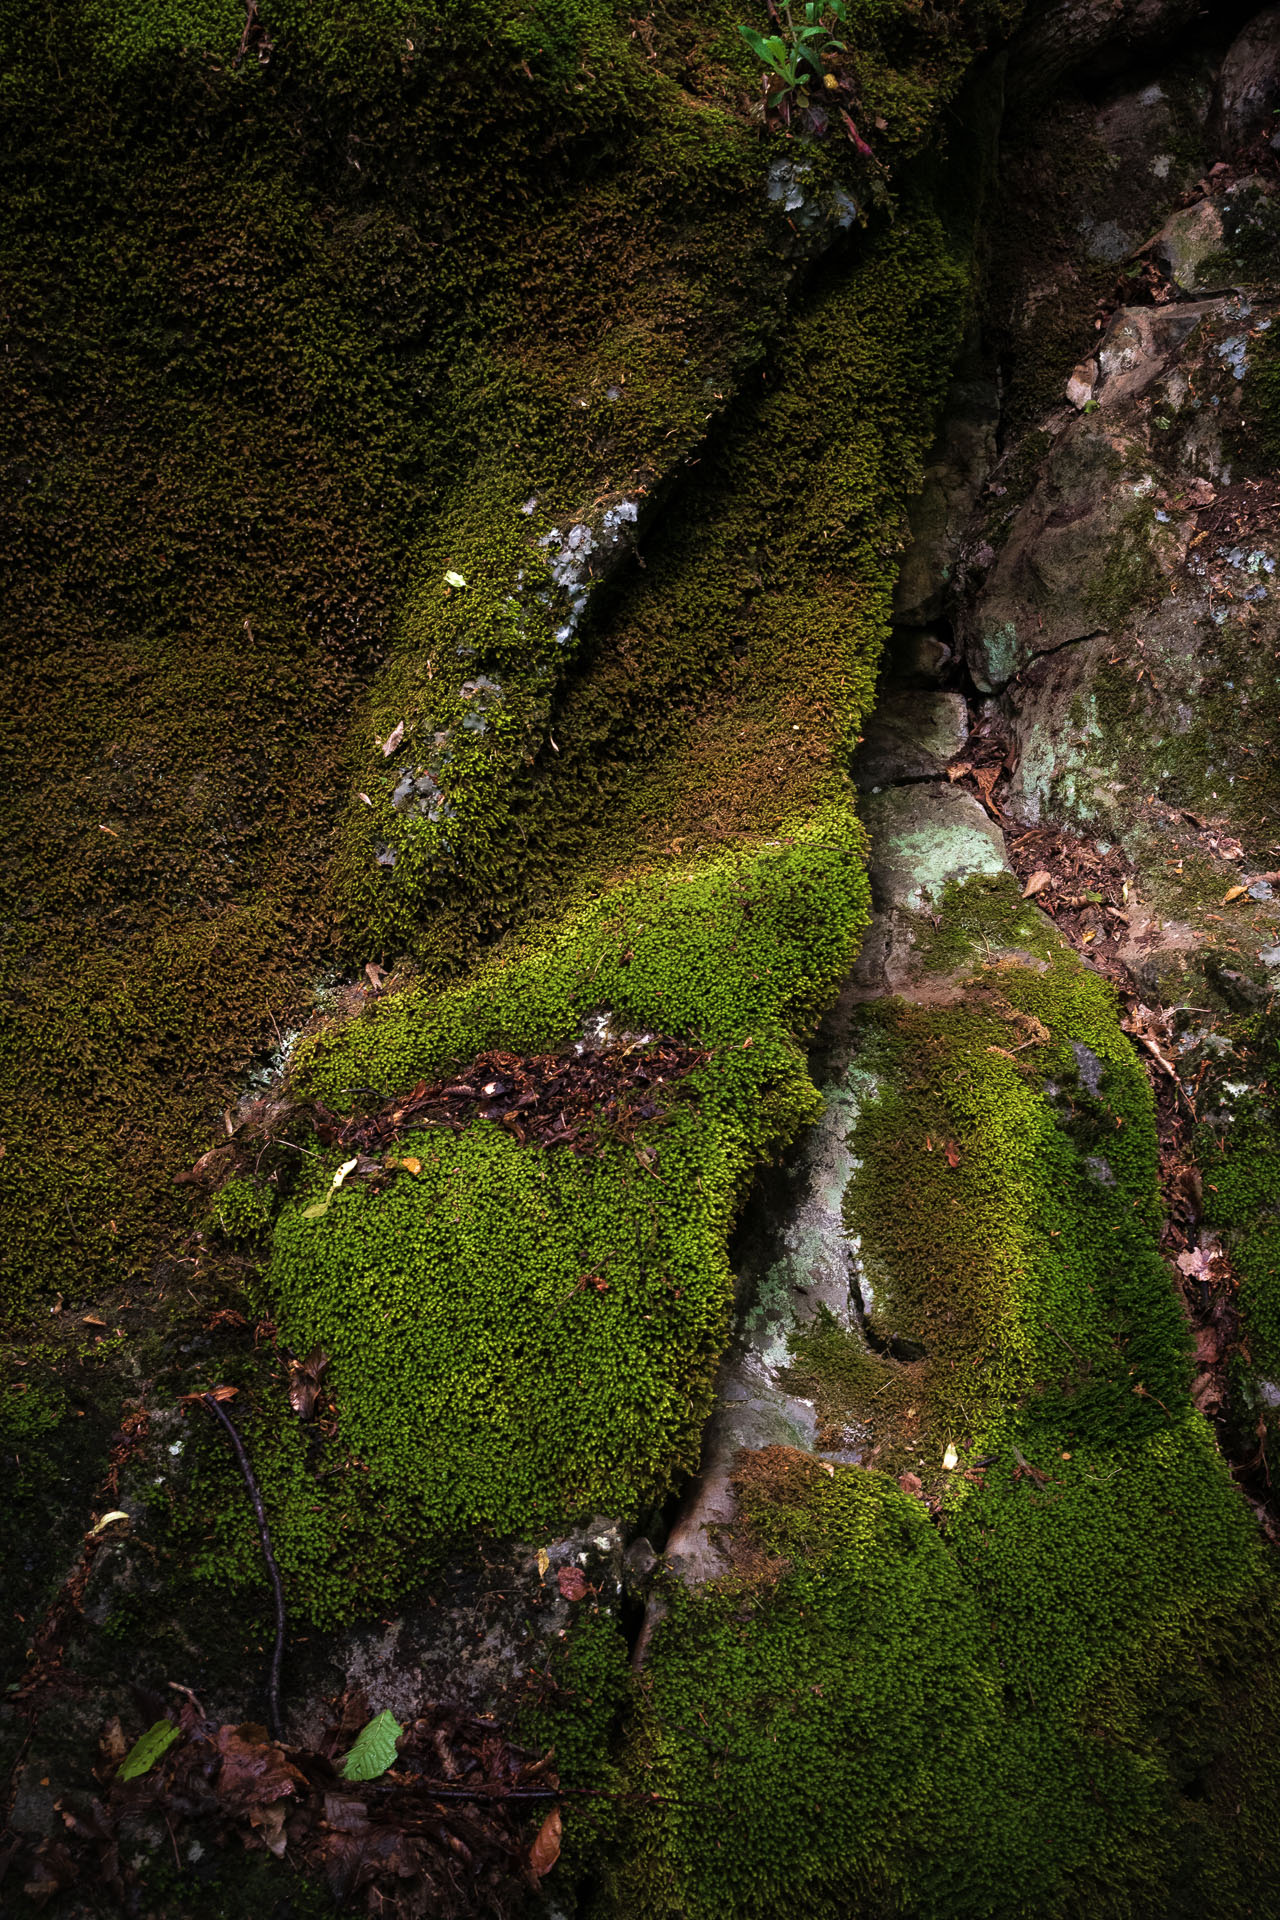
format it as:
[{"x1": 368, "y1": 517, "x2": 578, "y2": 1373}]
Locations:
[{"x1": 201, "y1": 1392, "x2": 286, "y2": 1740}]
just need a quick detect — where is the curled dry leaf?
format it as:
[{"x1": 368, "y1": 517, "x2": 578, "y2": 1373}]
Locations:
[
  {"x1": 381, "y1": 720, "x2": 405, "y2": 757},
  {"x1": 942, "y1": 1443, "x2": 959, "y2": 1470},
  {"x1": 1022, "y1": 870, "x2": 1052, "y2": 899},
  {"x1": 556, "y1": 1564, "x2": 589, "y2": 1603},
  {"x1": 528, "y1": 1805, "x2": 562, "y2": 1880},
  {"x1": 287, "y1": 1349, "x2": 331, "y2": 1420},
  {"x1": 898, "y1": 1471, "x2": 924, "y2": 1497},
  {"x1": 88, "y1": 1511, "x2": 130, "y2": 1536},
  {"x1": 1223, "y1": 885, "x2": 1248, "y2": 903}
]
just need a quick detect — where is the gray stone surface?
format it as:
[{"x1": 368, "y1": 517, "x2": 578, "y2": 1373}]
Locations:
[
  {"x1": 860, "y1": 781, "x2": 1009, "y2": 913},
  {"x1": 852, "y1": 689, "x2": 969, "y2": 789},
  {"x1": 1213, "y1": 5, "x2": 1280, "y2": 151}
]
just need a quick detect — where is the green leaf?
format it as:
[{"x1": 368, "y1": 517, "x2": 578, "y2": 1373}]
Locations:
[
  {"x1": 302, "y1": 1198, "x2": 330, "y2": 1220},
  {"x1": 119, "y1": 1720, "x2": 180, "y2": 1782},
  {"x1": 340, "y1": 1710, "x2": 404, "y2": 1783}
]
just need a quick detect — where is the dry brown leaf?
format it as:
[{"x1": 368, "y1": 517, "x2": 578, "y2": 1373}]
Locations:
[
  {"x1": 380, "y1": 720, "x2": 405, "y2": 757},
  {"x1": 1022, "y1": 870, "x2": 1052, "y2": 898},
  {"x1": 528, "y1": 1806, "x2": 562, "y2": 1880},
  {"x1": 1223, "y1": 885, "x2": 1248, "y2": 903},
  {"x1": 556, "y1": 1565, "x2": 589, "y2": 1603}
]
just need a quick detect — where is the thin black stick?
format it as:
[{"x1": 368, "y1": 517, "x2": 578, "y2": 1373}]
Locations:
[
  {"x1": 201, "y1": 1393, "x2": 286, "y2": 1740},
  {"x1": 380, "y1": 1783, "x2": 670, "y2": 1805}
]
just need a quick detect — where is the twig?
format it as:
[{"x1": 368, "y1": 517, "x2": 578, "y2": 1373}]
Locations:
[
  {"x1": 382, "y1": 1782, "x2": 671, "y2": 1805},
  {"x1": 200, "y1": 1392, "x2": 286, "y2": 1739}
]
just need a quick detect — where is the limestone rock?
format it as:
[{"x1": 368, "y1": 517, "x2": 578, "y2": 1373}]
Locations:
[
  {"x1": 860, "y1": 781, "x2": 1008, "y2": 913},
  {"x1": 851, "y1": 689, "x2": 968, "y2": 789},
  {"x1": 892, "y1": 368, "x2": 1000, "y2": 626},
  {"x1": 1212, "y1": 5, "x2": 1280, "y2": 152}
]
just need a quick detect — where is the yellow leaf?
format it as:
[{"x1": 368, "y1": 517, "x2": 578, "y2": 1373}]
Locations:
[
  {"x1": 1223, "y1": 885, "x2": 1248, "y2": 903},
  {"x1": 399, "y1": 1156, "x2": 421, "y2": 1176},
  {"x1": 536, "y1": 1547, "x2": 550, "y2": 1579},
  {"x1": 89, "y1": 1510, "x2": 130, "y2": 1536},
  {"x1": 942, "y1": 1443, "x2": 959, "y2": 1471}
]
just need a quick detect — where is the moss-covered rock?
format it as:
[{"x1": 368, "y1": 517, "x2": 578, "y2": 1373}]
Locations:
[{"x1": 618, "y1": 944, "x2": 1280, "y2": 1919}]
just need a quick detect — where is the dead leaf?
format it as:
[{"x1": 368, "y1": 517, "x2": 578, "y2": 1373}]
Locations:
[
  {"x1": 556, "y1": 1565, "x2": 589, "y2": 1602},
  {"x1": 88, "y1": 1511, "x2": 130, "y2": 1537},
  {"x1": 1223, "y1": 885, "x2": 1248, "y2": 903},
  {"x1": 211, "y1": 1725, "x2": 304, "y2": 1814},
  {"x1": 287, "y1": 1349, "x2": 330, "y2": 1420},
  {"x1": 248, "y1": 1802, "x2": 288, "y2": 1857},
  {"x1": 364, "y1": 962, "x2": 387, "y2": 991},
  {"x1": 1177, "y1": 1248, "x2": 1213, "y2": 1280},
  {"x1": 898, "y1": 1472, "x2": 924, "y2": 1497},
  {"x1": 81, "y1": 1315, "x2": 107, "y2": 1328},
  {"x1": 943, "y1": 1140, "x2": 961, "y2": 1169},
  {"x1": 381, "y1": 720, "x2": 405, "y2": 757},
  {"x1": 535, "y1": 1548, "x2": 550, "y2": 1579},
  {"x1": 942, "y1": 1443, "x2": 959, "y2": 1470},
  {"x1": 528, "y1": 1806, "x2": 561, "y2": 1880},
  {"x1": 1022, "y1": 871, "x2": 1052, "y2": 898}
]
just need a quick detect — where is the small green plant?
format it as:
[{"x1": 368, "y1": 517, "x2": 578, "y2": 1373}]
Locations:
[
  {"x1": 739, "y1": 0, "x2": 848, "y2": 96},
  {"x1": 738, "y1": 3, "x2": 876, "y2": 149}
]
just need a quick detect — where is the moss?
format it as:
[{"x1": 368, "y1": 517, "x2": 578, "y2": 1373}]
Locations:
[
  {"x1": 0, "y1": 0, "x2": 1003, "y2": 1340},
  {"x1": 1238, "y1": 320, "x2": 1280, "y2": 477},
  {"x1": 1081, "y1": 498, "x2": 1164, "y2": 631},
  {"x1": 516, "y1": 1608, "x2": 634, "y2": 1885},
  {"x1": 613, "y1": 956, "x2": 1280, "y2": 1918},
  {"x1": 173, "y1": 820, "x2": 868, "y2": 1624},
  {"x1": 210, "y1": 1175, "x2": 277, "y2": 1248},
  {"x1": 1199, "y1": 1090, "x2": 1280, "y2": 1385},
  {"x1": 337, "y1": 211, "x2": 976, "y2": 970},
  {"x1": 911, "y1": 870, "x2": 1058, "y2": 974}
]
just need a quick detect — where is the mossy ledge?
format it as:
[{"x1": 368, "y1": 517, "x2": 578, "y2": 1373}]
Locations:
[{"x1": 614, "y1": 951, "x2": 1280, "y2": 1918}]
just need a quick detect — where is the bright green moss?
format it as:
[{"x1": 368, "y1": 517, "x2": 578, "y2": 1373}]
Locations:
[
  {"x1": 845, "y1": 951, "x2": 1183, "y2": 1446},
  {"x1": 210, "y1": 1175, "x2": 277, "y2": 1248},
  {"x1": 615, "y1": 957, "x2": 1280, "y2": 1918},
  {"x1": 912, "y1": 870, "x2": 1058, "y2": 974},
  {"x1": 175, "y1": 820, "x2": 867, "y2": 1624}
]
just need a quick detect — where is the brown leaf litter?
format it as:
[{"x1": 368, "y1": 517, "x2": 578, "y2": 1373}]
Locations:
[
  {"x1": 178, "y1": 1036, "x2": 712, "y2": 1197},
  {"x1": 6, "y1": 1691, "x2": 575, "y2": 1917}
]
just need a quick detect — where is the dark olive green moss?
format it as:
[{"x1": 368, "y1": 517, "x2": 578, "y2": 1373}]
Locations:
[
  {"x1": 1199, "y1": 1089, "x2": 1280, "y2": 1387},
  {"x1": 337, "y1": 212, "x2": 979, "y2": 969},
  {"x1": 1238, "y1": 320, "x2": 1280, "y2": 477},
  {"x1": 0, "y1": 0, "x2": 1004, "y2": 1340},
  {"x1": 614, "y1": 958, "x2": 1280, "y2": 1919}
]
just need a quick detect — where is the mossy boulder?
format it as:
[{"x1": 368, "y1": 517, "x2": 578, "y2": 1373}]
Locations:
[{"x1": 619, "y1": 939, "x2": 1280, "y2": 1919}]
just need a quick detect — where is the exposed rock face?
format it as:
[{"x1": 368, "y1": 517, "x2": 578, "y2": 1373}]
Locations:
[{"x1": 1213, "y1": 3, "x2": 1280, "y2": 148}]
